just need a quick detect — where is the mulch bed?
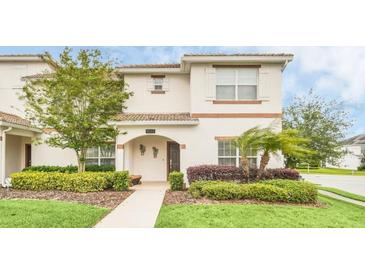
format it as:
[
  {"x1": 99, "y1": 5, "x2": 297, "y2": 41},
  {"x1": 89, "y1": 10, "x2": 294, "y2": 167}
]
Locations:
[
  {"x1": 0, "y1": 188, "x2": 134, "y2": 209},
  {"x1": 164, "y1": 190, "x2": 325, "y2": 208}
]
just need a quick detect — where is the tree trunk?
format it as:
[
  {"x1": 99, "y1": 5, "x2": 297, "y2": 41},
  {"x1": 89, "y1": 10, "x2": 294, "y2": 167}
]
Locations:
[
  {"x1": 240, "y1": 156, "x2": 250, "y2": 183},
  {"x1": 257, "y1": 150, "x2": 270, "y2": 179},
  {"x1": 76, "y1": 148, "x2": 87, "y2": 173}
]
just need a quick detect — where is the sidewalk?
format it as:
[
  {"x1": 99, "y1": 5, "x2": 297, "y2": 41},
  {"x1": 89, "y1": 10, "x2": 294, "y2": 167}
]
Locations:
[
  {"x1": 95, "y1": 182, "x2": 167, "y2": 228},
  {"x1": 319, "y1": 190, "x2": 365, "y2": 207}
]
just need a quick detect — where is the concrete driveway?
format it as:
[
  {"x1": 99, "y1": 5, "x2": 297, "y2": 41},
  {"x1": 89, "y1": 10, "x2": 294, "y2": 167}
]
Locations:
[{"x1": 301, "y1": 174, "x2": 365, "y2": 196}]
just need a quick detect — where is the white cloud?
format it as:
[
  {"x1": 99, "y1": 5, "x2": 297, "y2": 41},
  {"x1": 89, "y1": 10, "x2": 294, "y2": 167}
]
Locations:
[{"x1": 289, "y1": 47, "x2": 365, "y2": 103}]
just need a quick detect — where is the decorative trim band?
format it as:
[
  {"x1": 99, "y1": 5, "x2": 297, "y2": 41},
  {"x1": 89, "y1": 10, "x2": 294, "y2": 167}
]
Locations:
[
  {"x1": 214, "y1": 136, "x2": 236, "y2": 141},
  {"x1": 191, "y1": 113, "x2": 282, "y2": 118},
  {"x1": 212, "y1": 100, "x2": 263, "y2": 105}
]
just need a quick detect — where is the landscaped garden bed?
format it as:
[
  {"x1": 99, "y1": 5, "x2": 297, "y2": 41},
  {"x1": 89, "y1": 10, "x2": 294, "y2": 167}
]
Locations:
[{"x1": 0, "y1": 188, "x2": 133, "y2": 209}]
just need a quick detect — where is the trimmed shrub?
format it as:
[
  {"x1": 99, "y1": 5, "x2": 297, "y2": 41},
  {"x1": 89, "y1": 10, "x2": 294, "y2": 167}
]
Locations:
[
  {"x1": 187, "y1": 165, "x2": 300, "y2": 183},
  {"x1": 108, "y1": 171, "x2": 130, "y2": 191},
  {"x1": 22, "y1": 164, "x2": 115, "y2": 173},
  {"x1": 10, "y1": 171, "x2": 129, "y2": 192},
  {"x1": 188, "y1": 179, "x2": 317, "y2": 203},
  {"x1": 168, "y1": 171, "x2": 184, "y2": 191}
]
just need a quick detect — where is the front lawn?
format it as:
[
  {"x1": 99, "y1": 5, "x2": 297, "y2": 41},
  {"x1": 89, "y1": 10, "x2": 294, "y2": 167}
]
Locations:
[
  {"x1": 0, "y1": 199, "x2": 108, "y2": 228},
  {"x1": 297, "y1": 167, "x2": 365, "y2": 176},
  {"x1": 155, "y1": 195, "x2": 365, "y2": 228}
]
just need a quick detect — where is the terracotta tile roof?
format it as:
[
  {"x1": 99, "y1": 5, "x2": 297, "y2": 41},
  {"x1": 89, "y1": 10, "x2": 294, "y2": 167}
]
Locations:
[
  {"x1": 118, "y1": 63, "x2": 180, "y2": 68},
  {"x1": 0, "y1": 111, "x2": 32, "y2": 127},
  {"x1": 343, "y1": 134, "x2": 365, "y2": 145},
  {"x1": 183, "y1": 53, "x2": 294, "y2": 57},
  {"x1": 115, "y1": 112, "x2": 198, "y2": 122}
]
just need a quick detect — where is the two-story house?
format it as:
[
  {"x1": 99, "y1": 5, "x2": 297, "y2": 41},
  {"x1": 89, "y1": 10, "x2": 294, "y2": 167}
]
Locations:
[{"x1": 0, "y1": 53, "x2": 293, "y2": 184}]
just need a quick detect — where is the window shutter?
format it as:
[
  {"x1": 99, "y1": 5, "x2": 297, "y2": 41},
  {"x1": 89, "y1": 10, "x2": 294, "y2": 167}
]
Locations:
[
  {"x1": 163, "y1": 78, "x2": 169, "y2": 91},
  {"x1": 258, "y1": 68, "x2": 269, "y2": 99},
  {"x1": 147, "y1": 79, "x2": 154, "y2": 91},
  {"x1": 205, "y1": 67, "x2": 216, "y2": 100}
]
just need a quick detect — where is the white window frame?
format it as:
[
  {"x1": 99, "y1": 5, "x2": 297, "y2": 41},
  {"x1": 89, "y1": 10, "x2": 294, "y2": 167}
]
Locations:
[
  {"x1": 217, "y1": 140, "x2": 257, "y2": 168},
  {"x1": 216, "y1": 68, "x2": 258, "y2": 100},
  {"x1": 153, "y1": 77, "x2": 164, "y2": 90},
  {"x1": 86, "y1": 143, "x2": 116, "y2": 166}
]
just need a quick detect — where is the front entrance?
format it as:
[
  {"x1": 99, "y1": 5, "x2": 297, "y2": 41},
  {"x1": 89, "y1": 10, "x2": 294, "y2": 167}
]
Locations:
[
  {"x1": 25, "y1": 144, "x2": 32, "y2": 167},
  {"x1": 167, "y1": 141, "x2": 180, "y2": 176}
]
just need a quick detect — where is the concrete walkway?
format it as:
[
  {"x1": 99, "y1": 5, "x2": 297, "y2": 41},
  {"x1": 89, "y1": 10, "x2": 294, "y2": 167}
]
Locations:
[
  {"x1": 95, "y1": 182, "x2": 168, "y2": 228},
  {"x1": 319, "y1": 190, "x2": 365, "y2": 207},
  {"x1": 302, "y1": 174, "x2": 365, "y2": 196}
]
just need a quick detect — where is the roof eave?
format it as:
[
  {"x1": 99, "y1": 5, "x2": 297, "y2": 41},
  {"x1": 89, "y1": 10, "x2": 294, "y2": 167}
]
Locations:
[
  {"x1": 0, "y1": 121, "x2": 42, "y2": 132},
  {"x1": 110, "y1": 120, "x2": 199, "y2": 126},
  {"x1": 116, "y1": 67, "x2": 185, "y2": 74}
]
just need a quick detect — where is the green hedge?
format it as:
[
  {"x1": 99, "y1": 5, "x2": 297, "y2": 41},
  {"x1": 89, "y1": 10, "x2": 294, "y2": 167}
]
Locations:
[
  {"x1": 22, "y1": 165, "x2": 115, "y2": 173},
  {"x1": 10, "y1": 171, "x2": 129, "y2": 193},
  {"x1": 168, "y1": 171, "x2": 184, "y2": 191},
  {"x1": 189, "y1": 179, "x2": 317, "y2": 203}
]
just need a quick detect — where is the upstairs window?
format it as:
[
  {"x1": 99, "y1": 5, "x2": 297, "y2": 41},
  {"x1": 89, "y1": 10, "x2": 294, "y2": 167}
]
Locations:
[
  {"x1": 216, "y1": 68, "x2": 258, "y2": 100},
  {"x1": 152, "y1": 76, "x2": 164, "y2": 90},
  {"x1": 218, "y1": 140, "x2": 257, "y2": 168}
]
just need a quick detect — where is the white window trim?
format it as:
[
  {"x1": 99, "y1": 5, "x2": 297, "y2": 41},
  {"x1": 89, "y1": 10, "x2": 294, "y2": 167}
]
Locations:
[
  {"x1": 217, "y1": 140, "x2": 258, "y2": 168},
  {"x1": 86, "y1": 145, "x2": 115, "y2": 165},
  {"x1": 216, "y1": 68, "x2": 259, "y2": 100}
]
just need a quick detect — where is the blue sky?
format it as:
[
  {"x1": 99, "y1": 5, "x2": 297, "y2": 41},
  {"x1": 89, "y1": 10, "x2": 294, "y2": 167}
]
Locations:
[{"x1": 1, "y1": 46, "x2": 364, "y2": 137}]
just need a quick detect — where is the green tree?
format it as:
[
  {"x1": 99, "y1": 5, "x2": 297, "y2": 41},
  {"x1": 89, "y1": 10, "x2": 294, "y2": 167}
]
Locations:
[
  {"x1": 256, "y1": 128, "x2": 312, "y2": 177},
  {"x1": 283, "y1": 90, "x2": 352, "y2": 167},
  {"x1": 233, "y1": 127, "x2": 263, "y2": 182},
  {"x1": 22, "y1": 48, "x2": 132, "y2": 172}
]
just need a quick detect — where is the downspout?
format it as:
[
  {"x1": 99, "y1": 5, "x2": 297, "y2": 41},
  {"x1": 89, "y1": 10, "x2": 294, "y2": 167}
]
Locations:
[{"x1": 1, "y1": 127, "x2": 12, "y2": 184}]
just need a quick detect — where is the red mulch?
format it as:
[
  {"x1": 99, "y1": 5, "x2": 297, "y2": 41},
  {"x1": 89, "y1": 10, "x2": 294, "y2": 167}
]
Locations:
[
  {"x1": 164, "y1": 190, "x2": 325, "y2": 207},
  {"x1": 0, "y1": 188, "x2": 134, "y2": 209}
]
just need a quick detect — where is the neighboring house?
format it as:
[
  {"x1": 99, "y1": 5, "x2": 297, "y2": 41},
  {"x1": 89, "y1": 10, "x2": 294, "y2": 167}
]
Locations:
[
  {"x1": 328, "y1": 134, "x2": 365, "y2": 170},
  {"x1": 0, "y1": 53, "x2": 293, "y2": 183}
]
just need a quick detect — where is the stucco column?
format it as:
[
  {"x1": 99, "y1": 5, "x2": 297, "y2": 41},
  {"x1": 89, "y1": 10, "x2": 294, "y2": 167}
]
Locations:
[{"x1": 115, "y1": 144, "x2": 124, "y2": 171}]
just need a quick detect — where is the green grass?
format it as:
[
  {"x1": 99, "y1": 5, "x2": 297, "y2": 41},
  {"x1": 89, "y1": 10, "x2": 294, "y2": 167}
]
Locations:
[
  {"x1": 296, "y1": 167, "x2": 365, "y2": 176},
  {"x1": 318, "y1": 186, "x2": 365, "y2": 202},
  {"x1": 155, "y1": 195, "x2": 365, "y2": 228},
  {"x1": 0, "y1": 199, "x2": 109, "y2": 228}
]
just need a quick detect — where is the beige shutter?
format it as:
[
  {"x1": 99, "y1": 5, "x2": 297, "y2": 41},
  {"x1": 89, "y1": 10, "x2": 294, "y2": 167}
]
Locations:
[
  {"x1": 147, "y1": 78, "x2": 154, "y2": 91},
  {"x1": 258, "y1": 68, "x2": 270, "y2": 99},
  {"x1": 205, "y1": 67, "x2": 216, "y2": 100},
  {"x1": 163, "y1": 78, "x2": 169, "y2": 91}
]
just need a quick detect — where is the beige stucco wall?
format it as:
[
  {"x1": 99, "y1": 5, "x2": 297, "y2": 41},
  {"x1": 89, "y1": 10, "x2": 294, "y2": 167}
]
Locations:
[
  {"x1": 123, "y1": 74, "x2": 190, "y2": 113},
  {"x1": 4, "y1": 134, "x2": 31, "y2": 177},
  {"x1": 116, "y1": 118, "x2": 283, "y2": 183},
  {"x1": 32, "y1": 140, "x2": 78, "y2": 166},
  {"x1": 126, "y1": 135, "x2": 171, "y2": 181},
  {"x1": 0, "y1": 61, "x2": 52, "y2": 117}
]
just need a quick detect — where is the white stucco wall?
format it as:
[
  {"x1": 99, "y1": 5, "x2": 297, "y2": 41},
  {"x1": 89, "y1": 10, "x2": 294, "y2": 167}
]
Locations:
[
  {"x1": 126, "y1": 135, "x2": 170, "y2": 181},
  {"x1": 0, "y1": 61, "x2": 52, "y2": 117},
  {"x1": 124, "y1": 74, "x2": 190, "y2": 113},
  {"x1": 327, "y1": 145, "x2": 362, "y2": 170},
  {"x1": 32, "y1": 141, "x2": 78, "y2": 166}
]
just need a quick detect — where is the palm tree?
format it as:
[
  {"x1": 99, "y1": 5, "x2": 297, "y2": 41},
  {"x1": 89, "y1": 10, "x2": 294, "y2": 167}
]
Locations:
[
  {"x1": 256, "y1": 128, "x2": 312, "y2": 178},
  {"x1": 233, "y1": 127, "x2": 264, "y2": 182}
]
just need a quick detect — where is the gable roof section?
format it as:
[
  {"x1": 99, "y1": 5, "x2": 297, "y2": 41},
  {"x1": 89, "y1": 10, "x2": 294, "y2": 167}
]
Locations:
[
  {"x1": 0, "y1": 111, "x2": 31, "y2": 127},
  {"x1": 113, "y1": 112, "x2": 199, "y2": 125},
  {"x1": 0, "y1": 53, "x2": 58, "y2": 69},
  {"x1": 343, "y1": 134, "x2": 365, "y2": 145}
]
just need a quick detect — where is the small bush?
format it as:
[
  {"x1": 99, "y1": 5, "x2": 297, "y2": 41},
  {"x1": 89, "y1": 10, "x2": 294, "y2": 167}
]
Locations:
[
  {"x1": 187, "y1": 165, "x2": 300, "y2": 183},
  {"x1": 22, "y1": 164, "x2": 115, "y2": 173},
  {"x1": 358, "y1": 164, "x2": 365, "y2": 171},
  {"x1": 10, "y1": 171, "x2": 129, "y2": 192},
  {"x1": 168, "y1": 171, "x2": 184, "y2": 191},
  {"x1": 188, "y1": 179, "x2": 317, "y2": 203}
]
